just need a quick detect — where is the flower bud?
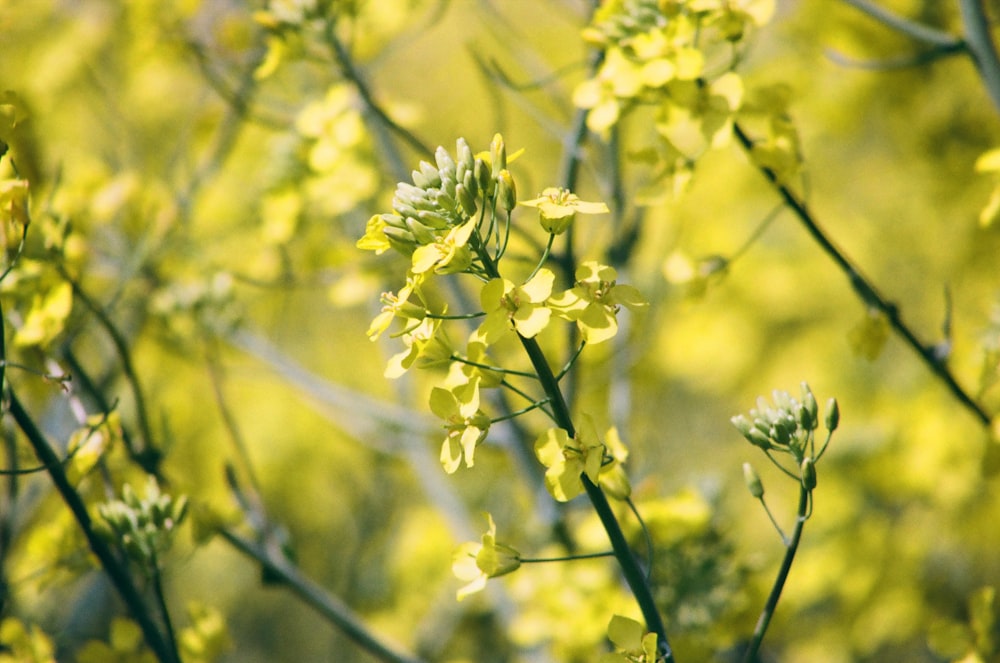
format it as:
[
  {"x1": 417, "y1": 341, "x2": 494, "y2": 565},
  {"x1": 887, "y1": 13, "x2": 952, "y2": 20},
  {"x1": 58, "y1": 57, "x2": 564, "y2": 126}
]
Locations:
[
  {"x1": 404, "y1": 217, "x2": 439, "y2": 245},
  {"x1": 455, "y1": 182, "x2": 477, "y2": 217},
  {"x1": 800, "y1": 457, "x2": 817, "y2": 490},
  {"x1": 730, "y1": 414, "x2": 753, "y2": 437},
  {"x1": 743, "y1": 462, "x2": 764, "y2": 498},
  {"x1": 490, "y1": 133, "x2": 506, "y2": 179},
  {"x1": 800, "y1": 383, "x2": 818, "y2": 431},
  {"x1": 497, "y1": 169, "x2": 516, "y2": 213},
  {"x1": 435, "y1": 145, "x2": 456, "y2": 179},
  {"x1": 475, "y1": 158, "x2": 493, "y2": 197},
  {"x1": 825, "y1": 397, "x2": 840, "y2": 432},
  {"x1": 411, "y1": 161, "x2": 440, "y2": 189},
  {"x1": 747, "y1": 428, "x2": 772, "y2": 449}
]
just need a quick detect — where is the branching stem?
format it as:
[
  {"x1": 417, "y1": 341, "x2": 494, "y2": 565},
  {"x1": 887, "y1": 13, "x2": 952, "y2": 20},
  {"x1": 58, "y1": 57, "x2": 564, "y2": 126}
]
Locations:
[
  {"x1": 741, "y1": 485, "x2": 810, "y2": 663},
  {"x1": 8, "y1": 390, "x2": 180, "y2": 663},
  {"x1": 733, "y1": 123, "x2": 991, "y2": 427},
  {"x1": 221, "y1": 529, "x2": 426, "y2": 663}
]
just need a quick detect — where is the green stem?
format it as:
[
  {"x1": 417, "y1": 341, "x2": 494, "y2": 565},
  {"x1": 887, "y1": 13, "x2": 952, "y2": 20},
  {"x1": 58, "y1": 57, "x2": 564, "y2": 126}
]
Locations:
[
  {"x1": 520, "y1": 550, "x2": 615, "y2": 564},
  {"x1": 57, "y1": 266, "x2": 162, "y2": 474},
  {"x1": 8, "y1": 390, "x2": 180, "y2": 663},
  {"x1": 958, "y1": 0, "x2": 1000, "y2": 113},
  {"x1": 733, "y1": 123, "x2": 991, "y2": 428},
  {"x1": 741, "y1": 485, "x2": 810, "y2": 663},
  {"x1": 152, "y1": 568, "x2": 180, "y2": 659},
  {"x1": 221, "y1": 529, "x2": 426, "y2": 663},
  {"x1": 518, "y1": 334, "x2": 674, "y2": 662}
]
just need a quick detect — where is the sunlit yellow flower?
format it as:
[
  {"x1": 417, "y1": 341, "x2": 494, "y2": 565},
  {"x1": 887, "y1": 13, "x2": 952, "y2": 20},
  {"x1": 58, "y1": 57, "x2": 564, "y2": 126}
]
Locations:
[
  {"x1": 549, "y1": 262, "x2": 647, "y2": 344},
  {"x1": 366, "y1": 276, "x2": 427, "y2": 340},
  {"x1": 477, "y1": 269, "x2": 555, "y2": 343},
  {"x1": 356, "y1": 214, "x2": 392, "y2": 255},
  {"x1": 409, "y1": 219, "x2": 476, "y2": 275},
  {"x1": 519, "y1": 187, "x2": 609, "y2": 235},
  {"x1": 430, "y1": 378, "x2": 490, "y2": 473},
  {"x1": 452, "y1": 513, "x2": 521, "y2": 600},
  {"x1": 599, "y1": 615, "x2": 660, "y2": 663},
  {"x1": 534, "y1": 416, "x2": 607, "y2": 502}
]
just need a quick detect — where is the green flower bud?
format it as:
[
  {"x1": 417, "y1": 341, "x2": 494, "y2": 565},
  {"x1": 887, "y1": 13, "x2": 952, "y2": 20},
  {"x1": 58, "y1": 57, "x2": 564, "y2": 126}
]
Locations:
[
  {"x1": 382, "y1": 225, "x2": 417, "y2": 250},
  {"x1": 456, "y1": 137, "x2": 474, "y2": 180},
  {"x1": 461, "y1": 168, "x2": 478, "y2": 199},
  {"x1": 380, "y1": 213, "x2": 409, "y2": 229},
  {"x1": 477, "y1": 541, "x2": 521, "y2": 578},
  {"x1": 404, "y1": 217, "x2": 439, "y2": 245},
  {"x1": 432, "y1": 189, "x2": 458, "y2": 214},
  {"x1": 800, "y1": 457, "x2": 817, "y2": 490},
  {"x1": 770, "y1": 419, "x2": 792, "y2": 446},
  {"x1": 475, "y1": 158, "x2": 493, "y2": 197},
  {"x1": 800, "y1": 383, "x2": 818, "y2": 431},
  {"x1": 498, "y1": 169, "x2": 516, "y2": 213},
  {"x1": 730, "y1": 414, "x2": 753, "y2": 437},
  {"x1": 411, "y1": 161, "x2": 441, "y2": 189},
  {"x1": 825, "y1": 397, "x2": 840, "y2": 432},
  {"x1": 490, "y1": 133, "x2": 506, "y2": 179},
  {"x1": 416, "y1": 209, "x2": 453, "y2": 229},
  {"x1": 747, "y1": 428, "x2": 773, "y2": 450},
  {"x1": 743, "y1": 462, "x2": 764, "y2": 498},
  {"x1": 435, "y1": 146, "x2": 456, "y2": 180},
  {"x1": 456, "y1": 182, "x2": 477, "y2": 216}
]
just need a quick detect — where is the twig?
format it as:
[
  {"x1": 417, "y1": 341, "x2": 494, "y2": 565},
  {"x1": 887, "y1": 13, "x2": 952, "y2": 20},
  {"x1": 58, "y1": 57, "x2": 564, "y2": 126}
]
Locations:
[
  {"x1": 958, "y1": 0, "x2": 1000, "y2": 113},
  {"x1": 838, "y1": 0, "x2": 964, "y2": 48},
  {"x1": 220, "y1": 529, "x2": 426, "y2": 663},
  {"x1": 56, "y1": 266, "x2": 162, "y2": 474},
  {"x1": 741, "y1": 485, "x2": 810, "y2": 663},
  {"x1": 733, "y1": 123, "x2": 992, "y2": 428},
  {"x1": 323, "y1": 20, "x2": 434, "y2": 161},
  {"x1": 7, "y1": 390, "x2": 180, "y2": 663}
]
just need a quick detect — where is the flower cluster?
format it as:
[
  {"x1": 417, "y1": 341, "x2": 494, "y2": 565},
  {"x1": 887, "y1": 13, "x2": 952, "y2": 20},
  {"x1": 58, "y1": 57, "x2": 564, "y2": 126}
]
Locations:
[
  {"x1": 574, "y1": 0, "x2": 781, "y2": 193},
  {"x1": 360, "y1": 134, "x2": 647, "y2": 475},
  {"x1": 95, "y1": 476, "x2": 188, "y2": 575},
  {"x1": 731, "y1": 382, "x2": 838, "y2": 491}
]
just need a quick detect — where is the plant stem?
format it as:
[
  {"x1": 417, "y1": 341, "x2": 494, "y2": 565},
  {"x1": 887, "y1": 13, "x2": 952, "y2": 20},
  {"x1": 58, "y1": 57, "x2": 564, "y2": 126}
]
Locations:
[
  {"x1": 741, "y1": 485, "x2": 810, "y2": 663},
  {"x1": 733, "y1": 123, "x2": 991, "y2": 428},
  {"x1": 221, "y1": 529, "x2": 426, "y2": 663},
  {"x1": 518, "y1": 334, "x2": 674, "y2": 662},
  {"x1": 7, "y1": 390, "x2": 180, "y2": 663},
  {"x1": 958, "y1": 0, "x2": 1000, "y2": 113}
]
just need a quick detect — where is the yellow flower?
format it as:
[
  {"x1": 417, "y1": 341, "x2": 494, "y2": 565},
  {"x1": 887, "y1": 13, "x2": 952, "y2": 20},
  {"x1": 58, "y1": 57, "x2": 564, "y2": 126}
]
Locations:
[
  {"x1": 430, "y1": 378, "x2": 490, "y2": 474},
  {"x1": 519, "y1": 187, "x2": 609, "y2": 234},
  {"x1": 477, "y1": 269, "x2": 555, "y2": 343},
  {"x1": 534, "y1": 416, "x2": 607, "y2": 502},
  {"x1": 452, "y1": 513, "x2": 521, "y2": 600},
  {"x1": 549, "y1": 262, "x2": 647, "y2": 344}
]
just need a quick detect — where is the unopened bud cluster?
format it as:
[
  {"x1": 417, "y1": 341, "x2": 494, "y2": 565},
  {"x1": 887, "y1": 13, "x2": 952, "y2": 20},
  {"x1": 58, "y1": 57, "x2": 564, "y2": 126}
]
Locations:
[
  {"x1": 730, "y1": 382, "x2": 837, "y2": 463},
  {"x1": 377, "y1": 135, "x2": 512, "y2": 258},
  {"x1": 96, "y1": 476, "x2": 188, "y2": 574},
  {"x1": 732, "y1": 382, "x2": 838, "y2": 495}
]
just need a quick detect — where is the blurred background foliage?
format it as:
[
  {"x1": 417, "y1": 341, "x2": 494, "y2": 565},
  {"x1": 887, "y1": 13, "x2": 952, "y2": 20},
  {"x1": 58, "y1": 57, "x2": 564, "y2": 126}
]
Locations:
[{"x1": 1, "y1": 0, "x2": 1000, "y2": 661}]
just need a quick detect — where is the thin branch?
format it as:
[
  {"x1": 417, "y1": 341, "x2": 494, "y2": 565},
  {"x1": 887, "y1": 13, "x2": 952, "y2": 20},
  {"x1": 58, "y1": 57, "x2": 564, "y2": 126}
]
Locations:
[
  {"x1": 56, "y1": 266, "x2": 162, "y2": 474},
  {"x1": 221, "y1": 529, "x2": 426, "y2": 663},
  {"x1": 959, "y1": 0, "x2": 1000, "y2": 113},
  {"x1": 838, "y1": 0, "x2": 964, "y2": 48},
  {"x1": 323, "y1": 21, "x2": 434, "y2": 161},
  {"x1": 741, "y1": 485, "x2": 810, "y2": 663},
  {"x1": 7, "y1": 390, "x2": 180, "y2": 663},
  {"x1": 733, "y1": 123, "x2": 992, "y2": 428}
]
